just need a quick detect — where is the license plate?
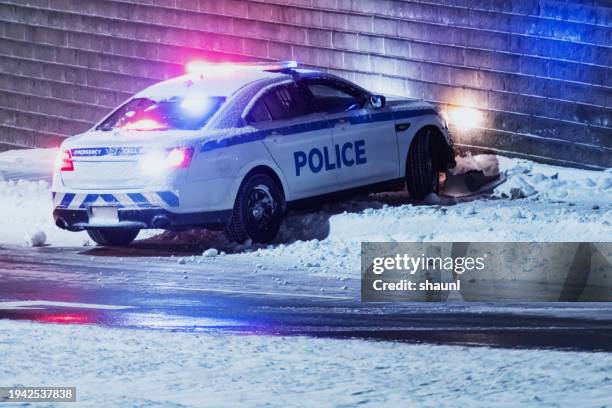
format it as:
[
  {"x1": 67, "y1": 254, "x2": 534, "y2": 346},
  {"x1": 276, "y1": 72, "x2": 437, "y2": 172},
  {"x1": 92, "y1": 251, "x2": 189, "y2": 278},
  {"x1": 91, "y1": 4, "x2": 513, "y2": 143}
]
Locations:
[{"x1": 90, "y1": 206, "x2": 119, "y2": 224}]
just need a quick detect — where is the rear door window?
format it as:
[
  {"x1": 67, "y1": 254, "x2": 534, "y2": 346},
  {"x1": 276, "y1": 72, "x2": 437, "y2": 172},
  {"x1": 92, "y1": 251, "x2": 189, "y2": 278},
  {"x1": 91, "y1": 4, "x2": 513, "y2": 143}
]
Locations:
[{"x1": 246, "y1": 99, "x2": 273, "y2": 124}]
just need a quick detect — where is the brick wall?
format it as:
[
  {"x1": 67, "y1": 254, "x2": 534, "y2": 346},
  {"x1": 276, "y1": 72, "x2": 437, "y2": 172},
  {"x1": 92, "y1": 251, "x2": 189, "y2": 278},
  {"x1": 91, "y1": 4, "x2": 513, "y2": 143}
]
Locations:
[{"x1": 0, "y1": 0, "x2": 610, "y2": 168}]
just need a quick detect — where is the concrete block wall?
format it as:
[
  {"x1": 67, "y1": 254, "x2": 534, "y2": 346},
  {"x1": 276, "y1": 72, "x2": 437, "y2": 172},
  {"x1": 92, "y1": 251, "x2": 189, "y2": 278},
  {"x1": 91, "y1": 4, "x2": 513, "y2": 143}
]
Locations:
[{"x1": 0, "y1": 0, "x2": 610, "y2": 168}]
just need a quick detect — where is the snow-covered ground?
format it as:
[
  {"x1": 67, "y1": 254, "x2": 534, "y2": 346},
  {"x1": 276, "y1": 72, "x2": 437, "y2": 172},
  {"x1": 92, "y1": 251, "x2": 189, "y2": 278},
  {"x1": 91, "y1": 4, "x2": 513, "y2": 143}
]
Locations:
[
  {"x1": 2, "y1": 320, "x2": 612, "y2": 407},
  {"x1": 2, "y1": 149, "x2": 609, "y2": 278}
]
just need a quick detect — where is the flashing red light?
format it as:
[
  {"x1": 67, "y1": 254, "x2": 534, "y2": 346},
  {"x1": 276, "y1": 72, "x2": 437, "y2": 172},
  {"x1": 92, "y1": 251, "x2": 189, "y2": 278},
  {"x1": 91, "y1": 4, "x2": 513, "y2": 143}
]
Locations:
[
  {"x1": 165, "y1": 147, "x2": 193, "y2": 168},
  {"x1": 122, "y1": 119, "x2": 167, "y2": 131},
  {"x1": 186, "y1": 60, "x2": 298, "y2": 74},
  {"x1": 59, "y1": 149, "x2": 74, "y2": 171}
]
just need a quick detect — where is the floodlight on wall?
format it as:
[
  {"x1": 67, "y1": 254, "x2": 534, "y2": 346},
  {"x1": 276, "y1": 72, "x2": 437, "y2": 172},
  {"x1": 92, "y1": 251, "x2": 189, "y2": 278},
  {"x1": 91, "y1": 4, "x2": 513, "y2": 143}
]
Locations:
[{"x1": 445, "y1": 107, "x2": 483, "y2": 131}]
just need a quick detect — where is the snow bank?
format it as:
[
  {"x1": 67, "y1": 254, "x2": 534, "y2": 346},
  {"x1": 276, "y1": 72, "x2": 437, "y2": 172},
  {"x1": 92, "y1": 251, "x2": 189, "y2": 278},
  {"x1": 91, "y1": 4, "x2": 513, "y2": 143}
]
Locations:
[
  {"x1": 0, "y1": 148, "x2": 58, "y2": 181},
  {"x1": 493, "y1": 156, "x2": 612, "y2": 203},
  {"x1": 453, "y1": 153, "x2": 500, "y2": 176},
  {"x1": 0, "y1": 178, "x2": 87, "y2": 247},
  {"x1": 223, "y1": 155, "x2": 611, "y2": 278}
]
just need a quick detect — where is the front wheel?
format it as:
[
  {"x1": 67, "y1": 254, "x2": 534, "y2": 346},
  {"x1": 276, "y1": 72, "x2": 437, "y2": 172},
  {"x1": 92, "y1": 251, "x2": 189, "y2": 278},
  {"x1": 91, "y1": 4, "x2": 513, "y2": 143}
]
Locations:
[
  {"x1": 225, "y1": 173, "x2": 285, "y2": 244},
  {"x1": 87, "y1": 228, "x2": 140, "y2": 247},
  {"x1": 406, "y1": 128, "x2": 440, "y2": 200}
]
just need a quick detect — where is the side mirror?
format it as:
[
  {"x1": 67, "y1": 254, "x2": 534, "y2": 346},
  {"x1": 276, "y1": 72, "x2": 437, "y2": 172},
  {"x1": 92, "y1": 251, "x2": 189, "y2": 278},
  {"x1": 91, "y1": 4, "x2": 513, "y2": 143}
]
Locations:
[{"x1": 370, "y1": 94, "x2": 386, "y2": 110}]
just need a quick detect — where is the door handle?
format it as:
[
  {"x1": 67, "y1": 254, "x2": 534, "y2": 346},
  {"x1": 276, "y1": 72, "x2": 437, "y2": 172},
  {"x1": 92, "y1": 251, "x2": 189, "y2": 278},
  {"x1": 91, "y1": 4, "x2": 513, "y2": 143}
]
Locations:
[
  {"x1": 266, "y1": 131, "x2": 280, "y2": 142},
  {"x1": 395, "y1": 122, "x2": 411, "y2": 132},
  {"x1": 335, "y1": 119, "x2": 348, "y2": 126}
]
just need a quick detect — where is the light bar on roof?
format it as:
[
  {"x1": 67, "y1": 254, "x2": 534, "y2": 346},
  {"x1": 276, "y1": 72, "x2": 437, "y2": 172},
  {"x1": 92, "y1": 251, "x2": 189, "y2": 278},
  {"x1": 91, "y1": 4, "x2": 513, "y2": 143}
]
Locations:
[{"x1": 186, "y1": 60, "x2": 298, "y2": 75}]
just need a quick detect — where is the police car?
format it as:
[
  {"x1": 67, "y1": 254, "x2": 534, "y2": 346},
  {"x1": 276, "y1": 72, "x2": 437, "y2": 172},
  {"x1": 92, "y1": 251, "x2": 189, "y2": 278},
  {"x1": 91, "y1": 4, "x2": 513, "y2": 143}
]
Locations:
[{"x1": 52, "y1": 61, "x2": 455, "y2": 246}]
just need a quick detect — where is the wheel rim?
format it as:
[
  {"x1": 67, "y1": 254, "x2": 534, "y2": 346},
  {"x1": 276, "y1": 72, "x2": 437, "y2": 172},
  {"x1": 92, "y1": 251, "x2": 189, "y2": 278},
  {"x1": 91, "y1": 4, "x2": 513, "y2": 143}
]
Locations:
[{"x1": 246, "y1": 184, "x2": 277, "y2": 231}]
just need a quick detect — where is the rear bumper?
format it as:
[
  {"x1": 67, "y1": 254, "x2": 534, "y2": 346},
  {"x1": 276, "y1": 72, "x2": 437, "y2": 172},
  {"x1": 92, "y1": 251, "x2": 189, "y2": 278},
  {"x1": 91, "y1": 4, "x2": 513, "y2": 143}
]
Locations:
[{"x1": 53, "y1": 207, "x2": 232, "y2": 231}]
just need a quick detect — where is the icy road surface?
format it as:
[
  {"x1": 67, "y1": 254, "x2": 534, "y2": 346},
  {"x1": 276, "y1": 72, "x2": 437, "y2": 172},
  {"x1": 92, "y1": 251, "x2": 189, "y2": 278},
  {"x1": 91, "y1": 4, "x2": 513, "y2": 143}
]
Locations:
[{"x1": 1, "y1": 244, "x2": 612, "y2": 350}]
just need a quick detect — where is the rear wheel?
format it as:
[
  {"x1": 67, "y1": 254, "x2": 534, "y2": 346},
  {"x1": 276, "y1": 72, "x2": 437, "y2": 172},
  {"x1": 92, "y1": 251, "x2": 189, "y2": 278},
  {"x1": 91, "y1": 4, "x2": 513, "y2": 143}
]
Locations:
[
  {"x1": 225, "y1": 173, "x2": 285, "y2": 244},
  {"x1": 406, "y1": 128, "x2": 440, "y2": 200},
  {"x1": 87, "y1": 228, "x2": 140, "y2": 247}
]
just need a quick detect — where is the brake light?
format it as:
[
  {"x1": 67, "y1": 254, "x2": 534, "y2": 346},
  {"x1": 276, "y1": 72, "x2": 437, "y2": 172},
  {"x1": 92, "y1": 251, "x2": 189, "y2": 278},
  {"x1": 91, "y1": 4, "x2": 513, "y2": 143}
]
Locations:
[
  {"x1": 58, "y1": 150, "x2": 74, "y2": 172},
  {"x1": 165, "y1": 147, "x2": 193, "y2": 168}
]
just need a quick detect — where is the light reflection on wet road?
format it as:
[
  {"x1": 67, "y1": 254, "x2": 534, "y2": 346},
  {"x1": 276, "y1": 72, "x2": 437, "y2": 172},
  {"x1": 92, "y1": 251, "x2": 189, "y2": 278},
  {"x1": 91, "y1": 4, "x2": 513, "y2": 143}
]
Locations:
[{"x1": 1, "y1": 244, "x2": 612, "y2": 352}]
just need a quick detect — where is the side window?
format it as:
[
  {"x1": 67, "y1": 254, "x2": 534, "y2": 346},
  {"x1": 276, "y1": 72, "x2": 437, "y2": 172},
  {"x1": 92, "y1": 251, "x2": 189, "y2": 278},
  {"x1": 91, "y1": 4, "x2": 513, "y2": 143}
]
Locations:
[
  {"x1": 246, "y1": 99, "x2": 272, "y2": 124},
  {"x1": 305, "y1": 81, "x2": 365, "y2": 114},
  {"x1": 246, "y1": 83, "x2": 313, "y2": 124}
]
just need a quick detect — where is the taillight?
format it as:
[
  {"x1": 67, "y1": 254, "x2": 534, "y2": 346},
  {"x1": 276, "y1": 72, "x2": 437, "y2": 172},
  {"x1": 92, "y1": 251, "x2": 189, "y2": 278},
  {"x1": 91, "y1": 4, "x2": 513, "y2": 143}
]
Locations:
[
  {"x1": 165, "y1": 147, "x2": 193, "y2": 168},
  {"x1": 140, "y1": 147, "x2": 194, "y2": 175},
  {"x1": 58, "y1": 150, "x2": 74, "y2": 171}
]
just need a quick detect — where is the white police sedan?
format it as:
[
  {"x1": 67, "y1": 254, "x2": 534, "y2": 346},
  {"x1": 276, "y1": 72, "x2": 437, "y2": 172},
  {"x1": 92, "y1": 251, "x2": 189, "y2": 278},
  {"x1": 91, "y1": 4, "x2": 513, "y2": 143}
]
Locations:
[{"x1": 52, "y1": 61, "x2": 455, "y2": 246}]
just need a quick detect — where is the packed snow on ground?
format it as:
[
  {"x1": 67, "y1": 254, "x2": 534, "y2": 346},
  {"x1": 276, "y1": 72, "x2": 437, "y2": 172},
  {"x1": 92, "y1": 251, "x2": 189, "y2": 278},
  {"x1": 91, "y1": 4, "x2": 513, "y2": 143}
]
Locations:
[
  {"x1": 0, "y1": 149, "x2": 610, "y2": 279},
  {"x1": 0, "y1": 176, "x2": 89, "y2": 247},
  {"x1": 150, "y1": 154, "x2": 611, "y2": 278},
  {"x1": 2, "y1": 319, "x2": 612, "y2": 407}
]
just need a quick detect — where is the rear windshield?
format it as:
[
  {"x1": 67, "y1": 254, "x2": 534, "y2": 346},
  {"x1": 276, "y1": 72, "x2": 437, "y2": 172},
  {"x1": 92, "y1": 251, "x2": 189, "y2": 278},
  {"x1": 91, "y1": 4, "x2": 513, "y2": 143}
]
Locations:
[{"x1": 96, "y1": 96, "x2": 226, "y2": 131}]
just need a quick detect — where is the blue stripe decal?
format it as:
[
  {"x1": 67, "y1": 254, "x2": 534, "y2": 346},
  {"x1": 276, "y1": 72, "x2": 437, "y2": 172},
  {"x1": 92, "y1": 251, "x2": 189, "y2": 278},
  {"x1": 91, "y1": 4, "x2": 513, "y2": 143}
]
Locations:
[
  {"x1": 157, "y1": 192, "x2": 180, "y2": 207},
  {"x1": 343, "y1": 111, "x2": 394, "y2": 125},
  {"x1": 202, "y1": 109, "x2": 435, "y2": 153},
  {"x1": 392, "y1": 109, "x2": 437, "y2": 120},
  {"x1": 202, "y1": 131, "x2": 267, "y2": 152},
  {"x1": 79, "y1": 194, "x2": 100, "y2": 209},
  {"x1": 59, "y1": 193, "x2": 75, "y2": 208},
  {"x1": 79, "y1": 194, "x2": 99, "y2": 208},
  {"x1": 127, "y1": 193, "x2": 154, "y2": 208},
  {"x1": 101, "y1": 194, "x2": 122, "y2": 207}
]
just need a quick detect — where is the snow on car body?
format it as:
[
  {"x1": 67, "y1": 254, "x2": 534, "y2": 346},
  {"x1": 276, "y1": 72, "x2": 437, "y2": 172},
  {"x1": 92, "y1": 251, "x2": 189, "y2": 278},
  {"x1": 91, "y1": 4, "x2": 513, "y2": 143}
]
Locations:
[{"x1": 52, "y1": 61, "x2": 455, "y2": 246}]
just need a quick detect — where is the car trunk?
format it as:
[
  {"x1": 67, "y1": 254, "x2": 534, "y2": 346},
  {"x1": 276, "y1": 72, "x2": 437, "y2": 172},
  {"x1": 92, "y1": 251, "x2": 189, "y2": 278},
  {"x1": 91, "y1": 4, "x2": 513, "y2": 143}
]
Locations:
[
  {"x1": 61, "y1": 159, "x2": 146, "y2": 190},
  {"x1": 60, "y1": 131, "x2": 166, "y2": 190}
]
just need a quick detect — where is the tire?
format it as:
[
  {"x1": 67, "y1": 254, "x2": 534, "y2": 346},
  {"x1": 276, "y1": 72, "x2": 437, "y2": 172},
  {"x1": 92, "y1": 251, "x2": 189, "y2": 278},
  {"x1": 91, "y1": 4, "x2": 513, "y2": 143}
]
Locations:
[
  {"x1": 87, "y1": 228, "x2": 140, "y2": 247},
  {"x1": 406, "y1": 128, "x2": 440, "y2": 200},
  {"x1": 225, "y1": 173, "x2": 285, "y2": 244}
]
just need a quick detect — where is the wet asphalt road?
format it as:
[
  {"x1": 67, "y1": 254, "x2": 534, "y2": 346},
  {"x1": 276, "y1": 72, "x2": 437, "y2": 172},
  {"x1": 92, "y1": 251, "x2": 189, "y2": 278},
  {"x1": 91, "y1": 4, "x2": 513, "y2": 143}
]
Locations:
[{"x1": 1, "y1": 243, "x2": 612, "y2": 352}]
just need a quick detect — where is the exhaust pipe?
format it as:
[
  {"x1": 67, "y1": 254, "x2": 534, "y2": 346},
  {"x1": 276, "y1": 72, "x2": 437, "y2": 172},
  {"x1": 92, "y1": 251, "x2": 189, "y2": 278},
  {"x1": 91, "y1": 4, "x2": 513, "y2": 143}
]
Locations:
[
  {"x1": 55, "y1": 217, "x2": 68, "y2": 229},
  {"x1": 151, "y1": 214, "x2": 170, "y2": 228}
]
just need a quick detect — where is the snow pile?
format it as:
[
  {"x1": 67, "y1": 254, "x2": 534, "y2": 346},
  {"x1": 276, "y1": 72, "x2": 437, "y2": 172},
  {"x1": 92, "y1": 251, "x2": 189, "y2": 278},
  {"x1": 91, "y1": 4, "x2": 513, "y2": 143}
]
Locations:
[
  {"x1": 202, "y1": 248, "x2": 219, "y2": 257},
  {"x1": 453, "y1": 153, "x2": 500, "y2": 176},
  {"x1": 492, "y1": 156, "x2": 612, "y2": 203},
  {"x1": 0, "y1": 177, "x2": 86, "y2": 246},
  {"x1": 1, "y1": 179, "x2": 53, "y2": 226},
  {"x1": 224, "y1": 155, "x2": 611, "y2": 277},
  {"x1": 0, "y1": 148, "x2": 57, "y2": 181},
  {"x1": 24, "y1": 230, "x2": 47, "y2": 247}
]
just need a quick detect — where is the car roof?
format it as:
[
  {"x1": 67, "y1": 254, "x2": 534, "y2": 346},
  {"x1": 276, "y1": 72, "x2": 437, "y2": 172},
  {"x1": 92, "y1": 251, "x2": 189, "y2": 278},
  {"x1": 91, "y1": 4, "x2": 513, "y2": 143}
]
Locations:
[{"x1": 134, "y1": 69, "x2": 290, "y2": 101}]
